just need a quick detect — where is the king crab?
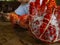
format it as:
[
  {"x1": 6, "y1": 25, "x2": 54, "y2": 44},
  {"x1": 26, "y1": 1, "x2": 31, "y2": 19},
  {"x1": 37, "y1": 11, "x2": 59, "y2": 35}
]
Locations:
[{"x1": 10, "y1": 0, "x2": 60, "y2": 43}]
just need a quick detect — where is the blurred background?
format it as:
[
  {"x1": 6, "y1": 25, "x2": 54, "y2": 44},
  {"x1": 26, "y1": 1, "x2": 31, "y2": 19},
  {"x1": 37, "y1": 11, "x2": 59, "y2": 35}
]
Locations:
[
  {"x1": 0, "y1": 0, "x2": 60, "y2": 13},
  {"x1": 0, "y1": 0, "x2": 20, "y2": 21},
  {"x1": 0, "y1": 0, "x2": 20, "y2": 13}
]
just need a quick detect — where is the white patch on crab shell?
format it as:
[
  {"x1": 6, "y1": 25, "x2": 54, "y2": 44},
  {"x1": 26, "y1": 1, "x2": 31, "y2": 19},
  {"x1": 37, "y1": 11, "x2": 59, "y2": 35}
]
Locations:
[
  {"x1": 40, "y1": 0, "x2": 43, "y2": 6},
  {"x1": 49, "y1": 14, "x2": 60, "y2": 42},
  {"x1": 29, "y1": 14, "x2": 44, "y2": 38},
  {"x1": 32, "y1": 15, "x2": 44, "y2": 29}
]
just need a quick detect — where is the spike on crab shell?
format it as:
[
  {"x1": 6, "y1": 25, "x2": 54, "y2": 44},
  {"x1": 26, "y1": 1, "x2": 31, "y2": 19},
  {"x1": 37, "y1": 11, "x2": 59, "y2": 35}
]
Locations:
[
  {"x1": 30, "y1": 2, "x2": 35, "y2": 6},
  {"x1": 44, "y1": 14, "x2": 51, "y2": 20},
  {"x1": 29, "y1": 2, "x2": 36, "y2": 15}
]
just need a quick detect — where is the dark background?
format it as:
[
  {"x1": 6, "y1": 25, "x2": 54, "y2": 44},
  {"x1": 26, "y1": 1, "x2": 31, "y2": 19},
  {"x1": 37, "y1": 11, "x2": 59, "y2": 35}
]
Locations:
[
  {"x1": 56, "y1": 0, "x2": 60, "y2": 5},
  {"x1": 0, "y1": 1, "x2": 20, "y2": 13}
]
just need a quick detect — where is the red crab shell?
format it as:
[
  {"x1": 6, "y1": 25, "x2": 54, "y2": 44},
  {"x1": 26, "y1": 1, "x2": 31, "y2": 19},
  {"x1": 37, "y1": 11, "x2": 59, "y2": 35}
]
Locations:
[
  {"x1": 28, "y1": 0, "x2": 60, "y2": 43},
  {"x1": 19, "y1": 15, "x2": 29, "y2": 28},
  {"x1": 10, "y1": 13, "x2": 29, "y2": 28},
  {"x1": 29, "y1": 8, "x2": 60, "y2": 43}
]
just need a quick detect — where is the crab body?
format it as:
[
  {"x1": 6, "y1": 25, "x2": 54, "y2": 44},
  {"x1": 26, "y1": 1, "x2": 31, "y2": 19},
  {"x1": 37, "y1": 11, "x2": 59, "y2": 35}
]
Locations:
[{"x1": 10, "y1": 0, "x2": 60, "y2": 43}]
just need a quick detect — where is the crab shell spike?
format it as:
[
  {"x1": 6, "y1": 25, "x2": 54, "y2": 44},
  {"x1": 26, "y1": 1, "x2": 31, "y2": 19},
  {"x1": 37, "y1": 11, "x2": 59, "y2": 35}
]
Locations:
[
  {"x1": 29, "y1": 2, "x2": 35, "y2": 15},
  {"x1": 40, "y1": 0, "x2": 50, "y2": 13},
  {"x1": 35, "y1": 0, "x2": 40, "y2": 6}
]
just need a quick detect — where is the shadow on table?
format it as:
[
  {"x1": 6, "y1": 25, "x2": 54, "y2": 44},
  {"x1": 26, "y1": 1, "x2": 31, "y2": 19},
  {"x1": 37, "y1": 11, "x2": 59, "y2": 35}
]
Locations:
[{"x1": 13, "y1": 24, "x2": 51, "y2": 45}]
